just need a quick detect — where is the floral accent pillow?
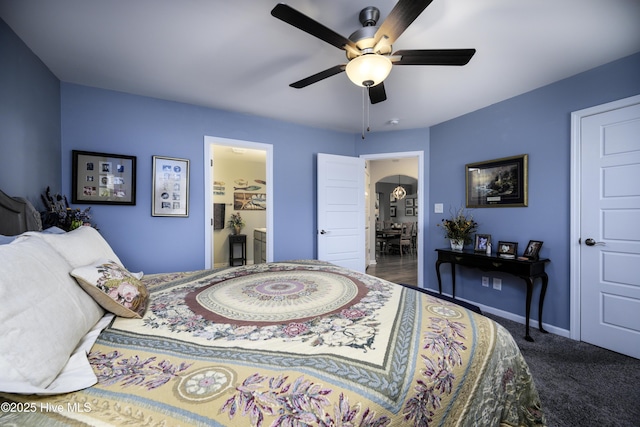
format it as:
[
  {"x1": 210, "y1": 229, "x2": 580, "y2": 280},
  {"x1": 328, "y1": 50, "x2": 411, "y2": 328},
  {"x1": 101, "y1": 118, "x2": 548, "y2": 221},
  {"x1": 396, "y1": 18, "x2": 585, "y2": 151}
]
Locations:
[{"x1": 71, "y1": 259, "x2": 149, "y2": 318}]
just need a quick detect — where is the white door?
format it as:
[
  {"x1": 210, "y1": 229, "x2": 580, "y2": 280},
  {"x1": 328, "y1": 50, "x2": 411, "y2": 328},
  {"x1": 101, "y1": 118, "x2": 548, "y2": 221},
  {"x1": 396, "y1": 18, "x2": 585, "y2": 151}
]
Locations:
[
  {"x1": 317, "y1": 153, "x2": 365, "y2": 272},
  {"x1": 579, "y1": 97, "x2": 640, "y2": 359}
]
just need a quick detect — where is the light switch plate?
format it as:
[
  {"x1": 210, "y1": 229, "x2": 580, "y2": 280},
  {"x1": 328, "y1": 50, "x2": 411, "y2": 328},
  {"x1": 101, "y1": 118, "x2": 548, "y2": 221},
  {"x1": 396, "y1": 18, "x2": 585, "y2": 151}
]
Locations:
[
  {"x1": 434, "y1": 203, "x2": 444, "y2": 213},
  {"x1": 493, "y1": 278, "x2": 502, "y2": 290}
]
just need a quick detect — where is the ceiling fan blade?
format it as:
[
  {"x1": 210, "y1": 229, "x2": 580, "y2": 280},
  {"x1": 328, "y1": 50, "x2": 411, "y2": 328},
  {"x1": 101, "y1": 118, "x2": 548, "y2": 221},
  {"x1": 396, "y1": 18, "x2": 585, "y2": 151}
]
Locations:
[
  {"x1": 271, "y1": 3, "x2": 358, "y2": 51},
  {"x1": 374, "y1": 0, "x2": 433, "y2": 46},
  {"x1": 290, "y1": 64, "x2": 347, "y2": 89},
  {"x1": 393, "y1": 49, "x2": 476, "y2": 66},
  {"x1": 368, "y1": 82, "x2": 387, "y2": 104}
]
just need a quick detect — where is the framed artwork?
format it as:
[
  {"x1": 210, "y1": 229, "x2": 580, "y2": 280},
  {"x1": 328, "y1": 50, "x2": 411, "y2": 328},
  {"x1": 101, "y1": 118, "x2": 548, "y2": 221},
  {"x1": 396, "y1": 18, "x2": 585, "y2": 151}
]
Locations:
[
  {"x1": 234, "y1": 192, "x2": 266, "y2": 210},
  {"x1": 406, "y1": 198, "x2": 414, "y2": 207},
  {"x1": 390, "y1": 206, "x2": 396, "y2": 217},
  {"x1": 497, "y1": 241, "x2": 518, "y2": 259},
  {"x1": 474, "y1": 234, "x2": 492, "y2": 252},
  {"x1": 523, "y1": 240, "x2": 543, "y2": 260},
  {"x1": 466, "y1": 154, "x2": 528, "y2": 208},
  {"x1": 405, "y1": 207, "x2": 414, "y2": 216},
  {"x1": 152, "y1": 156, "x2": 190, "y2": 217},
  {"x1": 72, "y1": 150, "x2": 136, "y2": 205}
]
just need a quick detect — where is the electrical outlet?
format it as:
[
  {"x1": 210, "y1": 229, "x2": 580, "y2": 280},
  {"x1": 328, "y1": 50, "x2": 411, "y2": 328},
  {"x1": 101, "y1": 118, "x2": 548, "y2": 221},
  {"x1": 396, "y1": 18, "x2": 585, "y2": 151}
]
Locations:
[
  {"x1": 493, "y1": 278, "x2": 502, "y2": 290},
  {"x1": 482, "y1": 276, "x2": 489, "y2": 287}
]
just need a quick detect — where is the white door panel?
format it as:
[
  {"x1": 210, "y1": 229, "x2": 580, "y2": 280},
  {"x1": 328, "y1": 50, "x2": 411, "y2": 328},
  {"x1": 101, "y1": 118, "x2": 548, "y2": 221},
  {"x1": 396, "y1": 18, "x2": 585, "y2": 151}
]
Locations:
[
  {"x1": 579, "y1": 100, "x2": 640, "y2": 359},
  {"x1": 317, "y1": 153, "x2": 365, "y2": 272}
]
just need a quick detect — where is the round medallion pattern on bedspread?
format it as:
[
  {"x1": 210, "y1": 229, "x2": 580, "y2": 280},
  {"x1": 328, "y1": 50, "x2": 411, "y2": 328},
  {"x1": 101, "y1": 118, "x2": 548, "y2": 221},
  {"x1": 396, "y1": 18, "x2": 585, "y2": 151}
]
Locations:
[
  {"x1": 185, "y1": 270, "x2": 368, "y2": 326},
  {"x1": 174, "y1": 366, "x2": 236, "y2": 402},
  {"x1": 426, "y1": 303, "x2": 464, "y2": 319}
]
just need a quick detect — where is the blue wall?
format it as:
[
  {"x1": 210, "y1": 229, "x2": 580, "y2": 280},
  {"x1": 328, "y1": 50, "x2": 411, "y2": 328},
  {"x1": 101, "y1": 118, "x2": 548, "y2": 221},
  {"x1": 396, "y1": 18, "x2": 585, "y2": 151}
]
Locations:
[
  {"x1": 427, "y1": 53, "x2": 640, "y2": 330},
  {"x1": 0, "y1": 18, "x2": 60, "y2": 204},
  {"x1": 2, "y1": 16, "x2": 639, "y2": 331},
  {"x1": 60, "y1": 84, "x2": 355, "y2": 273}
]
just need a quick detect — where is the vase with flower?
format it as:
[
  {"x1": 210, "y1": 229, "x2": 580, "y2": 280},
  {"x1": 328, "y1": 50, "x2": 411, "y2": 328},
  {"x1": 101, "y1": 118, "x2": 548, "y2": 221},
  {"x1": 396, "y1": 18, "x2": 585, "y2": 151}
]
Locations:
[
  {"x1": 438, "y1": 207, "x2": 478, "y2": 250},
  {"x1": 40, "y1": 186, "x2": 96, "y2": 231},
  {"x1": 227, "y1": 212, "x2": 245, "y2": 235}
]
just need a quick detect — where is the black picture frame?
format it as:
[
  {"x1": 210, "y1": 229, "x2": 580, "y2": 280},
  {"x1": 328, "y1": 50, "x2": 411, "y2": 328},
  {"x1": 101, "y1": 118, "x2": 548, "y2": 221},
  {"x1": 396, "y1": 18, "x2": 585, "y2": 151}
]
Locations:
[
  {"x1": 466, "y1": 154, "x2": 528, "y2": 208},
  {"x1": 72, "y1": 150, "x2": 136, "y2": 205},
  {"x1": 497, "y1": 241, "x2": 518, "y2": 258},
  {"x1": 390, "y1": 206, "x2": 396, "y2": 217},
  {"x1": 523, "y1": 240, "x2": 543, "y2": 260},
  {"x1": 474, "y1": 234, "x2": 492, "y2": 252}
]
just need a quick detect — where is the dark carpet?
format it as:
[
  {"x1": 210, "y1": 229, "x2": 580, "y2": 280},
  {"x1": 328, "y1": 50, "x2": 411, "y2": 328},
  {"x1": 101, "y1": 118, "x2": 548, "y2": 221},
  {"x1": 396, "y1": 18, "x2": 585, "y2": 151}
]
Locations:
[{"x1": 485, "y1": 313, "x2": 640, "y2": 427}]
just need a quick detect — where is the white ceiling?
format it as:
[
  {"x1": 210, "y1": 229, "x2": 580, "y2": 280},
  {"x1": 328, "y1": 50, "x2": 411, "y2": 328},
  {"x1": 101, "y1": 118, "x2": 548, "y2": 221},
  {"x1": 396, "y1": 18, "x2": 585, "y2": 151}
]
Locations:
[{"x1": 1, "y1": 0, "x2": 639, "y2": 134}]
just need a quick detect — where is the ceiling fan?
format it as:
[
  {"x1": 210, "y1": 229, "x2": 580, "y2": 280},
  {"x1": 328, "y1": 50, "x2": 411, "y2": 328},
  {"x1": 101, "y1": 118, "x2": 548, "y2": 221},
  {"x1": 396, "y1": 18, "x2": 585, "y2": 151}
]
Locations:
[{"x1": 271, "y1": 0, "x2": 476, "y2": 104}]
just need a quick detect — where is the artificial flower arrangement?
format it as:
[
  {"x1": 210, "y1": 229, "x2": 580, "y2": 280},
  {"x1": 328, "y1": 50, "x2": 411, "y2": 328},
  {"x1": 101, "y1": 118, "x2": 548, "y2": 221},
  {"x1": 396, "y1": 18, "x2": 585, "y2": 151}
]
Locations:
[
  {"x1": 41, "y1": 186, "x2": 95, "y2": 231},
  {"x1": 227, "y1": 212, "x2": 246, "y2": 234},
  {"x1": 438, "y1": 207, "x2": 478, "y2": 245}
]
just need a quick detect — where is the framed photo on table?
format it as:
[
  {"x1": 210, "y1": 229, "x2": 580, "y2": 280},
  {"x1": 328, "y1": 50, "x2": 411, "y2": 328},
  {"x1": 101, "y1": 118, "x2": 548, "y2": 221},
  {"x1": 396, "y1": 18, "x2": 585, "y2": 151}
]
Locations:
[
  {"x1": 497, "y1": 241, "x2": 518, "y2": 259},
  {"x1": 152, "y1": 156, "x2": 190, "y2": 217},
  {"x1": 72, "y1": 150, "x2": 136, "y2": 205},
  {"x1": 523, "y1": 240, "x2": 543, "y2": 260},
  {"x1": 466, "y1": 154, "x2": 528, "y2": 208},
  {"x1": 474, "y1": 234, "x2": 492, "y2": 252}
]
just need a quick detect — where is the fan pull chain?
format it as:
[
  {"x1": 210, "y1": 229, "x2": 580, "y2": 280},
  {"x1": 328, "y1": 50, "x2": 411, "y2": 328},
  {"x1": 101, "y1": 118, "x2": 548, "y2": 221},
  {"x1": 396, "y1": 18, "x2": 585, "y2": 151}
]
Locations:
[
  {"x1": 361, "y1": 86, "x2": 366, "y2": 139},
  {"x1": 366, "y1": 86, "x2": 371, "y2": 133},
  {"x1": 361, "y1": 86, "x2": 372, "y2": 140}
]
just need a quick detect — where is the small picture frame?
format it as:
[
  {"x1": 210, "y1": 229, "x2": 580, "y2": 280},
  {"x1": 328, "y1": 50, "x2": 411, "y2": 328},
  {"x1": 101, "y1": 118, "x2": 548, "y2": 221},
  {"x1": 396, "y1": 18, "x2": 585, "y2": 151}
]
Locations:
[
  {"x1": 523, "y1": 240, "x2": 543, "y2": 260},
  {"x1": 497, "y1": 241, "x2": 518, "y2": 259},
  {"x1": 152, "y1": 156, "x2": 190, "y2": 217},
  {"x1": 474, "y1": 234, "x2": 492, "y2": 252},
  {"x1": 390, "y1": 206, "x2": 396, "y2": 217},
  {"x1": 406, "y1": 198, "x2": 414, "y2": 207},
  {"x1": 405, "y1": 207, "x2": 414, "y2": 216}
]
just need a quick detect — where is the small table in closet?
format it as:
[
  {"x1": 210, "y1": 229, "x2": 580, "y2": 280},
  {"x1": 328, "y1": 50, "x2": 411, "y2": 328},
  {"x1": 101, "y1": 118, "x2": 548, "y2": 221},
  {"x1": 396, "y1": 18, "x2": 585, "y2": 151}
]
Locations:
[{"x1": 229, "y1": 234, "x2": 247, "y2": 266}]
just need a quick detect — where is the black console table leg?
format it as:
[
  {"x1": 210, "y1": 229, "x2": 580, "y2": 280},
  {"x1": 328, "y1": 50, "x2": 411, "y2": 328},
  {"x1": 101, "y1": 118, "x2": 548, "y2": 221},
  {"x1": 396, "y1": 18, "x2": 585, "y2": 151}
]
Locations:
[
  {"x1": 451, "y1": 264, "x2": 456, "y2": 298},
  {"x1": 538, "y1": 273, "x2": 549, "y2": 334},
  {"x1": 524, "y1": 278, "x2": 534, "y2": 342},
  {"x1": 435, "y1": 260, "x2": 443, "y2": 294}
]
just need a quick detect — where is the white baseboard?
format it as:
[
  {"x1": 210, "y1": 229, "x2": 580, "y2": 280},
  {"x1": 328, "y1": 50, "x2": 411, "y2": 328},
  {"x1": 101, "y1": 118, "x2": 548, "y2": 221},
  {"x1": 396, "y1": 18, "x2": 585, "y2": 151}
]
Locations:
[{"x1": 433, "y1": 292, "x2": 572, "y2": 339}]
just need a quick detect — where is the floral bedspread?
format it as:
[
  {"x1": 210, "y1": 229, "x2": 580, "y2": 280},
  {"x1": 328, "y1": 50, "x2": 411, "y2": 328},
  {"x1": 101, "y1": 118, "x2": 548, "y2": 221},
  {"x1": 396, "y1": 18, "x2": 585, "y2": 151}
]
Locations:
[{"x1": 0, "y1": 261, "x2": 545, "y2": 426}]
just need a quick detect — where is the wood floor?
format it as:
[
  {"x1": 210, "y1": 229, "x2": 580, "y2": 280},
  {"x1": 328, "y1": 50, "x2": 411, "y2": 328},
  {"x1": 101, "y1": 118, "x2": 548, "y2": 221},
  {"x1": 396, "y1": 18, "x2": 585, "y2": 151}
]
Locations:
[{"x1": 366, "y1": 251, "x2": 418, "y2": 286}]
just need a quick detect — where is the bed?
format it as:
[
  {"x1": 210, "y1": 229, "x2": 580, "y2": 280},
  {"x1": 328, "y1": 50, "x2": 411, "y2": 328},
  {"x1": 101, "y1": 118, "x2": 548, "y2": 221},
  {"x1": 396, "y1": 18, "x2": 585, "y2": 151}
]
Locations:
[{"x1": 0, "y1": 189, "x2": 545, "y2": 426}]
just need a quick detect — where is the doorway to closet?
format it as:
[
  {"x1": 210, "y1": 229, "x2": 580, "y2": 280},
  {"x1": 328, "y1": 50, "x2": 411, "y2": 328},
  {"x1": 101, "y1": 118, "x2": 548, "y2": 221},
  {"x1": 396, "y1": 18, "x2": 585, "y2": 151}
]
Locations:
[{"x1": 203, "y1": 136, "x2": 273, "y2": 269}]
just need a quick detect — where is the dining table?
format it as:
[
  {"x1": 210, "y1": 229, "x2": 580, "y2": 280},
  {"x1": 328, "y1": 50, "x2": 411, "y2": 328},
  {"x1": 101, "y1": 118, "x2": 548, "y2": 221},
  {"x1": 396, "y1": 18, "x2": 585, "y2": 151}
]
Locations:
[{"x1": 377, "y1": 227, "x2": 403, "y2": 253}]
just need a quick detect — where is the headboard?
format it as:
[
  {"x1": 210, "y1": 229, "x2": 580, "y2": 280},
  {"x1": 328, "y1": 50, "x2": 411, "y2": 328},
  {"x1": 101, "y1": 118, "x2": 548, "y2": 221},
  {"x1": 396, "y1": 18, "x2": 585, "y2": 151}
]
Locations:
[{"x1": 0, "y1": 189, "x2": 42, "y2": 235}]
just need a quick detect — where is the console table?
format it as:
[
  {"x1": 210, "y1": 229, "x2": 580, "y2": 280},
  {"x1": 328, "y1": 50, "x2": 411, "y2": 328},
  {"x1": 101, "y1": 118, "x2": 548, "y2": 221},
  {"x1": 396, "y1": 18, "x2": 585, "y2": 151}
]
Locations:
[{"x1": 435, "y1": 248, "x2": 550, "y2": 342}]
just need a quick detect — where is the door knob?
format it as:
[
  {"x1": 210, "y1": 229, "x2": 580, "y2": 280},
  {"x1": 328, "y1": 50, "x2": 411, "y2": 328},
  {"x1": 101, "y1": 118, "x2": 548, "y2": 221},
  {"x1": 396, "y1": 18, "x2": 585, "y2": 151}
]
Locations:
[
  {"x1": 585, "y1": 238, "x2": 604, "y2": 246},
  {"x1": 320, "y1": 229, "x2": 328, "y2": 234}
]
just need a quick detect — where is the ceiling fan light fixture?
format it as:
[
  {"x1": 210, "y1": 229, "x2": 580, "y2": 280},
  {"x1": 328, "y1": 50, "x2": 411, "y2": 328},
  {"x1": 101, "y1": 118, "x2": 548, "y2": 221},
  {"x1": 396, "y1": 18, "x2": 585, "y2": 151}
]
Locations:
[{"x1": 345, "y1": 54, "x2": 392, "y2": 87}]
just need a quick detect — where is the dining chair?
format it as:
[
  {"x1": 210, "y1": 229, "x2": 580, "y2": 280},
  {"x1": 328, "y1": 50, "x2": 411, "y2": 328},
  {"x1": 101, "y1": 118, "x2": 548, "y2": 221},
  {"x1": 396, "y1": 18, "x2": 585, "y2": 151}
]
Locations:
[{"x1": 400, "y1": 222, "x2": 413, "y2": 255}]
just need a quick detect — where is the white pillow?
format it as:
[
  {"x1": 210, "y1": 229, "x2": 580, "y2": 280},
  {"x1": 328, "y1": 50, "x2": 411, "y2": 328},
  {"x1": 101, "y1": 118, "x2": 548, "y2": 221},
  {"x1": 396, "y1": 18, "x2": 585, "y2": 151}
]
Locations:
[
  {"x1": 0, "y1": 237, "x2": 104, "y2": 391},
  {"x1": 23, "y1": 226, "x2": 123, "y2": 268}
]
